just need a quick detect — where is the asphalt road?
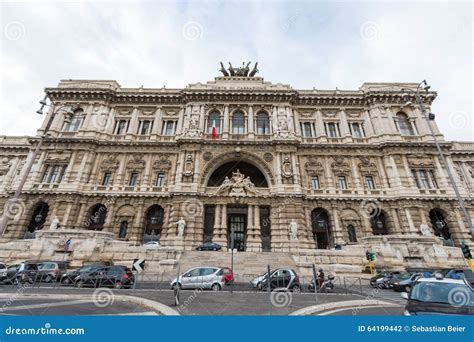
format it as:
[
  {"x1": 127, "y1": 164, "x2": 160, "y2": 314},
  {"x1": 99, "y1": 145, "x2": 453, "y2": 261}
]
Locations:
[{"x1": 0, "y1": 284, "x2": 405, "y2": 316}]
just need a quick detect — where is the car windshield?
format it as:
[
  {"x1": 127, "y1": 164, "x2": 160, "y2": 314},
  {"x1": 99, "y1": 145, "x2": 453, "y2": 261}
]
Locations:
[{"x1": 410, "y1": 282, "x2": 474, "y2": 307}]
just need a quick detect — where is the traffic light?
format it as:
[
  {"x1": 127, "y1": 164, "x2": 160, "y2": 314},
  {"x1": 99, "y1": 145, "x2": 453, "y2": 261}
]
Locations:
[
  {"x1": 461, "y1": 240, "x2": 472, "y2": 259},
  {"x1": 365, "y1": 251, "x2": 370, "y2": 261},
  {"x1": 370, "y1": 252, "x2": 375, "y2": 262}
]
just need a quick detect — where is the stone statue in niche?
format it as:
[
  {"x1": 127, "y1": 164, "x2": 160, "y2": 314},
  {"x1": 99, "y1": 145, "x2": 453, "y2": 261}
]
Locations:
[
  {"x1": 420, "y1": 223, "x2": 433, "y2": 236},
  {"x1": 185, "y1": 114, "x2": 202, "y2": 137},
  {"x1": 183, "y1": 154, "x2": 194, "y2": 177},
  {"x1": 49, "y1": 216, "x2": 60, "y2": 230},
  {"x1": 177, "y1": 217, "x2": 186, "y2": 238},
  {"x1": 282, "y1": 155, "x2": 293, "y2": 178},
  {"x1": 289, "y1": 219, "x2": 298, "y2": 240}
]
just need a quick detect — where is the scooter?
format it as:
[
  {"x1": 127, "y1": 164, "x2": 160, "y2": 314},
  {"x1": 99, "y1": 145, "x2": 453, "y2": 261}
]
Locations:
[{"x1": 319, "y1": 275, "x2": 335, "y2": 293}]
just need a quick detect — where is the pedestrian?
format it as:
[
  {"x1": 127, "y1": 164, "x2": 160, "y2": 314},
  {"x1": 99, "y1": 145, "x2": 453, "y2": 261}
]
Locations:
[{"x1": 317, "y1": 268, "x2": 325, "y2": 289}]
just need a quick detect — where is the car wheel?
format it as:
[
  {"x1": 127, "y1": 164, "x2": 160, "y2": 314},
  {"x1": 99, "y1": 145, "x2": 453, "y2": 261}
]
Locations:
[
  {"x1": 172, "y1": 283, "x2": 181, "y2": 290},
  {"x1": 75, "y1": 280, "x2": 84, "y2": 288},
  {"x1": 404, "y1": 285, "x2": 411, "y2": 292},
  {"x1": 211, "y1": 283, "x2": 221, "y2": 291},
  {"x1": 62, "y1": 278, "x2": 70, "y2": 285},
  {"x1": 213, "y1": 247, "x2": 217, "y2": 251},
  {"x1": 45, "y1": 275, "x2": 52, "y2": 283},
  {"x1": 291, "y1": 285, "x2": 301, "y2": 293},
  {"x1": 13, "y1": 277, "x2": 19, "y2": 286},
  {"x1": 115, "y1": 283, "x2": 123, "y2": 289}
]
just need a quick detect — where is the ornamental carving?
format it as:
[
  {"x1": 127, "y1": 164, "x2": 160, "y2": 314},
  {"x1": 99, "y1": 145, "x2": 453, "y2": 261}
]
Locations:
[
  {"x1": 358, "y1": 156, "x2": 378, "y2": 174},
  {"x1": 331, "y1": 156, "x2": 351, "y2": 175},
  {"x1": 263, "y1": 153, "x2": 273, "y2": 162},
  {"x1": 183, "y1": 154, "x2": 194, "y2": 177},
  {"x1": 281, "y1": 155, "x2": 293, "y2": 178},
  {"x1": 100, "y1": 154, "x2": 119, "y2": 171},
  {"x1": 183, "y1": 114, "x2": 202, "y2": 137},
  {"x1": 203, "y1": 152, "x2": 213, "y2": 161},
  {"x1": 0, "y1": 157, "x2": 12, "y2": 176},
  {"x1": 46, "y1": 153, "x2": 70, "y2": 164},
  {"x1": 127, "y1": 155, "x2": 145, "y2": 171},
  {"x1": 215, "y1": 169, "x2": 259, "y2": 196},
  {"x1": 152, "y1": 155, "x2": 172, "y2": 171},
  {"x1": 408, "y1": 155, "x2": 434, "y2": 168},
  {"x1": 305, "y1": 157, "x2": 324, "y2": 175}
]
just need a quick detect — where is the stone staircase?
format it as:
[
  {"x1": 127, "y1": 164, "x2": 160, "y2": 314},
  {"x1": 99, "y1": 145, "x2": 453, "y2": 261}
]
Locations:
[{"x1": 164, "y1": 250, "x2": 298, "y2": 282}]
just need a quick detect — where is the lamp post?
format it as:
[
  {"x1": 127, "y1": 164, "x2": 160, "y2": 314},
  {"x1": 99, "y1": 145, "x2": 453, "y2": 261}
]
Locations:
[
  {"x1": 402, "y1": 80, "x2": 474, "y2": 238},
  {"x1": 0, "y1": 96, "x2": 73, "y2": 236}
]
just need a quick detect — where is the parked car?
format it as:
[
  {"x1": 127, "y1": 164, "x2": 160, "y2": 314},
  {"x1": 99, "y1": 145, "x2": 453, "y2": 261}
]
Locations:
[
  {"x1": 0, "y1": 263, "x2": 39, "y2": 284},
  {"x1": 259, "y1": 268, "x2": 301, "y2": 292},
  {"x1": 74, "y1": 266, "x2": 135, "y2": 289},
  {"x1": 196, "y1": 242, "x2": 222, "y2": 251},
  {"x1": 0, "y1": 263, "x2": 6, "y2": 280},
  {"x1": 170, "y1": 266, "x2": 226, "y2": 291},
  {"x1": 143, "y1": 241, "x2": 160, "y2": 249},
  {"x1": 370, "y1": 271, "x2": 401, "y2": 287},
  {"x1": 392, "y1": 273, "x2": 423, "y2": 292},
  {"x1": 387, "y1": 272, "x2": 412, "y2": 289},
  {"x1": 60, "y1": 264, "x2": 104, "y2": 285},
  {"x1": 402, "y1": 276, "x2": 474, "y2": 315},
  {"x1": 251, "y1": 272, "x2": 268, "y2": 289},
  {"x1": 37, "y1": 261, "x2": 68, "y2": 282}
]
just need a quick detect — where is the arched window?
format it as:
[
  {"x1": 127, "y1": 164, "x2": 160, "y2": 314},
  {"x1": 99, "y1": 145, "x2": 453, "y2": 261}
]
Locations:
[
  {"x1": 207, "y1": 111, "x2": 221, "y2": 134},
  {"x1": 64, "y1": 109, "x2": 84, "y2": 132},
  {"x1": 26, "y1": 202, "x2": 49, "y2": 237},
  {"x1": 370, "y1": 210, "x2": 388, "y2": 235},
  {"x1": 87, "y1": 204, "x2": 107, "y2": 231},
  {"x1": 429, "y1": 209, "x2": 451, "y2": 242},
  {"x1": 395, "y1": 112, "x2": 415, "y2": 136},
  {"x1": 232, "y1": 111, "x2": 245, "y2": 134},
  {"x1": 256, "y1": 112, "x2": 270, "y2": 134},
  {"x1": 311, "y1": 208, "x2": 332, "y2": 249},
  {"x1": 143, "y1": 205, "x2": 164, "y2": 243},
  {"x1": 347, "y1": 224, "x2": 357, "y2": 242}
]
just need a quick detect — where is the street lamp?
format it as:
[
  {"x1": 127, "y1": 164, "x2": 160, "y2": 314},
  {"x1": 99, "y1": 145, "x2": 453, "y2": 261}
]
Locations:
[
  {"x1": 401, "y1": 80, "x2": 474, "y2": 238},
  {"x1": 0, "y1": 96, "x2": 73, "y2": 236}
]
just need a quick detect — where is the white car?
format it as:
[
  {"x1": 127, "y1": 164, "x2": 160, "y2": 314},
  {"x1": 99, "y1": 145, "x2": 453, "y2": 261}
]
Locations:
[
  {"x1": 143, "y1": 241, "x2": 160, "y2": 249},
  {"x1": 251, "y1": 273, "x2": 267, "y2": 288},
  {"x1": 171, "y1": 267, "x2": 226, "y2": 291}
]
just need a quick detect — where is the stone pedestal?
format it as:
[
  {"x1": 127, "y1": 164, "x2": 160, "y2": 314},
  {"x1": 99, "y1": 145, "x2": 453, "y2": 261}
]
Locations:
[{"x1": 170, "y1": 236, "x2": 185, "y2": 251}]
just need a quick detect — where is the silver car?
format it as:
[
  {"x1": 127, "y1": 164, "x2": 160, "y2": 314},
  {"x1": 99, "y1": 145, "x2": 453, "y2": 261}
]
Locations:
[{"x1": 171, "y1": 267, "x2": 225, "y2": 291}]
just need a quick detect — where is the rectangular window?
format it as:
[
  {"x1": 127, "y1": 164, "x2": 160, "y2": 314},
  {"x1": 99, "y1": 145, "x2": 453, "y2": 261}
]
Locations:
[
  {"x1": 338, "y1": 176, "x2": 347, "y2": 190},
  {"x1": 155, "y1": 173, "x2": 165, "y2": 187},
  {"x1": 114, "y1": 120, "x2": 129, "y2": 135},
  {"x1": 138, "y1": 120, "x2": 152, "y2": 135},
  {"x1": 326, "y1": 122, "x2": 340, "y2": 138},
  {"x1": 311, "y1": 176, "x2": 320, "y2": 189},
  {"x1": 428, "y1": 170, "x2": 438, "y2": 189},
  {"x1": 102, "y1": 172, "x2": 112, "y2": 186},
  {"x1": 418, "y1": 169, "x2": 430, "y2": 189},
  {"x1": 413, "y1": 169, "x2": 438, "y2": 189},
  {"x1": 65, "y1": 116, "x2": 83, "y2": 132},
  {"x1": 129, "y1": 172, "x2": 138, "y2": 186},
  {"x1": 162, "y1": 121, "x2": 176, "y2": 136},
  {"x1": 42, "y1": 165, "x2": 64, "y2": 184},
  {"x1": 350, "y1": 122, "x2": 365, "y2": 137},
  {"x1": 301, "y1": 122, "x2": 314, "y2": 137},
  {"x1": 365, "y1": 175, "x2": 376, "y2": 190}
]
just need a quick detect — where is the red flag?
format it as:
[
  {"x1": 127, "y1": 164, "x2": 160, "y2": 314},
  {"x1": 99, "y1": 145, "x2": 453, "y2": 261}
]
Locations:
[{"x1": 211, "y1": 122, "x2": 217, "y2": 140}]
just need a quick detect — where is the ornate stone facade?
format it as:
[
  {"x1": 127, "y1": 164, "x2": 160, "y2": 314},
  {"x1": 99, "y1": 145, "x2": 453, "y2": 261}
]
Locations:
[{"x1": 0, "y1": 74, "x2": 473, "y2": 273}]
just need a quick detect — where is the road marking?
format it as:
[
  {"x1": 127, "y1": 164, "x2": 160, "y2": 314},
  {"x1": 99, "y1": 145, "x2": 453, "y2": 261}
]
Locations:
[
  {"x1": 1, "y1": 299, "x2": 92, "y2": 312},
  {"x1": 318, "y1": 304, "x2": 402, "y2": 316},
  {"x1": 95, "y1": 311, "x2": 158, "y2": 316}
]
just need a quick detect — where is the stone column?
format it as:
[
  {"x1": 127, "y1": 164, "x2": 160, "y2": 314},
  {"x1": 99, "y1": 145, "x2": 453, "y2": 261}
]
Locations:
[
  {"x1": 402, "y1": 155, "x2": 416, "y2": 188},
  {"x1": 391, "y1": 208, "x2": 402, "y2": 234},
  {"x1": 199, "y1": 104, "x2": 206, "y2": 132},
  {"x1": 222, "y1": 104, "x2": 229, "y2": 138},
  {"x1": 152, "y1": 107, "x2": 163, "y2": 137},
  {"x1": 248, "y1": 104, "x2": 254, "y2": 138},
  {"x1": 246, "y1": 205, "x2": 261, "y2": 252},
  {"x1": 376, "y1": 157, "x2": 390, "y2": 189},
  {"x1": 350, "y1": 157, "x2": 362, "y2": 193},
  {"x1": 315, "y1": 109, "x2": 326, "y2": 140},
  {"x1": 404, "y1": 207, "x2": 417, "y2": 234},
  {"x1": 213, "y1": 204, "x2": 227, "y2": 246},
  {"x1": 362, "y1": 213, "x2": 373, "y2": 237},
  {"x1": 62, "y1": 202, "x2": 73, "y2": 228},
  {"x1": 127, "y1": 107, "x2": 139, "y2": 134},
  {"x1": 339, "y1": 109, "x2": 351, "y2": 138},
  {"x1": 331, "y1": 206, "x2": 344, "y2": 245},
  {"x1": 386, "y1": 156, "x2": 402, "y2": 188}
]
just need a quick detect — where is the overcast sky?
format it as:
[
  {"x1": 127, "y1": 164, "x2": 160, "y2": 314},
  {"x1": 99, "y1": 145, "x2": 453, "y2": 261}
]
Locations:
[{"x1": 0, "y1": 0, "x2": 472, "y2": 141}]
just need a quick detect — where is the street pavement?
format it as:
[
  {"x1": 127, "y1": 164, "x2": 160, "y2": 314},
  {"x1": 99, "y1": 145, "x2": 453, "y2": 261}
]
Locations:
[{"x1": 0, "y1": 281, "x2": 406, "y2": 316}]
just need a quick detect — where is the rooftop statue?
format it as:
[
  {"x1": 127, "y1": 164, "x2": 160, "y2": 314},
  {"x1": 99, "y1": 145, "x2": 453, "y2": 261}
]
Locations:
[{"x1": 220, "y1": 61, "x2": 258, "y2": 77}]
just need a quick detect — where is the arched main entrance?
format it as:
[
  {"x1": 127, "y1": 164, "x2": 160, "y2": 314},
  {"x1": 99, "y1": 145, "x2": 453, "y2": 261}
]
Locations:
[
  {"x1": 370, "y1": 210, "x2": 388, "y2": 235},
  {"x1": 429, "y1": 208, "x2": 451, "y2": 242},
  {"x1": 208, "y1": 161, "x2": 268, "y2": 188},
  {"x1": 26, "y1": 202, "x2": 49, "y2": 238},
  {"x1": 311, "y1": 208, "x2": 332, "y2": 249},
  {"x1": 143, "y1": 205, "x2": 164, "y2": 243}
]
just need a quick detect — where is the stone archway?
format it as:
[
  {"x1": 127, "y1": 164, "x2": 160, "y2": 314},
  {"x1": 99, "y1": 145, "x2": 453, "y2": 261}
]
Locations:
[
  {"x1": 26, "y1": 202, "x2": 49, "y2": 238},
  {"x1": 201, "y1": 151, "x2": 275, "y2": 188}
]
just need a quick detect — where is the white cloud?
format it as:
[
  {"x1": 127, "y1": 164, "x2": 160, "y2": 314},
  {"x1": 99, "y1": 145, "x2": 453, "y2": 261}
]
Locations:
[{"x1": 0, "y1": 0, "x2": 472, "y2": 141}]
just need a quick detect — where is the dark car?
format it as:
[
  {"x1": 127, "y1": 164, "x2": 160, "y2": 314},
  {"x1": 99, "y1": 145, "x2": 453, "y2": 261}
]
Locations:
[
  {"x1": 403, "y1": 277, "x2": 474, "y2": 315},
  {"x1": 392, "y1": 273, "x2": 422, "y2": 292},
  {"x1": 0, "y1": 263, "x2": 38, "y2": 284},
  {"x1": 196, "y1": 242, "x2": 222, "y2": 251},
  {"x1": 260, "y1": 268, "x2": 301, "y2": 292},
  {"x1": 370, "y1": 271, "x2": 401, "y2": 287},
  {"x1": 60, "y1": 264, "x2": 104, "y2": 285},
  {"x1": 387, "y1": 272, "x2": 412, "y2": 289},
  {"x1": 37, "y1": 261, "x2": 68, "y2": 282},
  {"x1": 74, "y1": 266, "x2": 135, "y2": 289}
]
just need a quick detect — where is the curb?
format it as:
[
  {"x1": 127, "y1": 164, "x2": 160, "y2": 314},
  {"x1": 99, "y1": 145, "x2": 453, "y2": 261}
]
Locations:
[
  {"x1": 0, "y1": 292, "x2": 180, "y2": 316},
  {"x1": 289, "y1": 299, "x2": 401, "y2": 316}
]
